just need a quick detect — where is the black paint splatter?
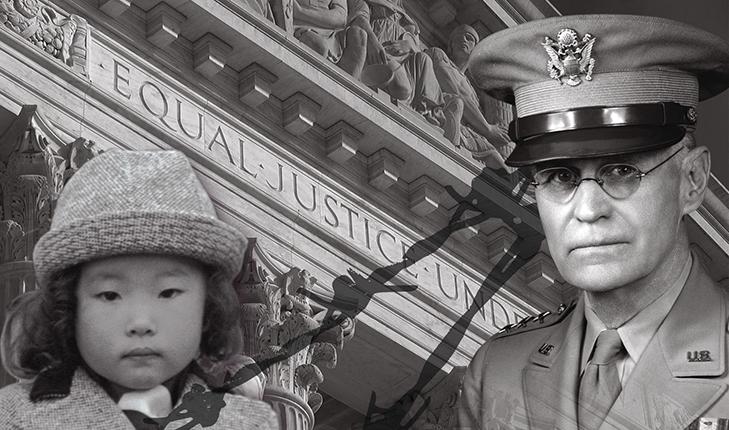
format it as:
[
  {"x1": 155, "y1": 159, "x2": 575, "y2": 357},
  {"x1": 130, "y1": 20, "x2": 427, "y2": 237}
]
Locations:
[{"x1": 155, "y1": 168, "x2": 544, "y2": 430}]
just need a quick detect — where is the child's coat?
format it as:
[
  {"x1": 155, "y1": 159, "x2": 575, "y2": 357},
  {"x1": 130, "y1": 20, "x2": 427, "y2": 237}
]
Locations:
[{"x1": 0, "y1": 367, "x2": 279, "y2": 429}]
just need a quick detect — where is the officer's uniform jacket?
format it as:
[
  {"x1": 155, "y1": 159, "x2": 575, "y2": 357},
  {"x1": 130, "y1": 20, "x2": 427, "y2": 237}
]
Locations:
[{"x1": 457, "y1": 259, "x2": 729, "y2": 429}]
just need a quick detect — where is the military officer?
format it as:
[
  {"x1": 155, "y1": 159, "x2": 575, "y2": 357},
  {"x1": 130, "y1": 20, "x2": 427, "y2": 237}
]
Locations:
[{"x1": 456, "y1": 14, "x2": 729, "y2": 430}]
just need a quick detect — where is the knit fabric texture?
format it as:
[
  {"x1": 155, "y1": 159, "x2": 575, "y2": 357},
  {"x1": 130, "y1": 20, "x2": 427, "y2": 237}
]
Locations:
[
  {"x1": 0, "y1": 367, "x2": 279, "y2": 429},
  {"x1": 33, "y1": 150, "x2": 247, "y2": 287}
]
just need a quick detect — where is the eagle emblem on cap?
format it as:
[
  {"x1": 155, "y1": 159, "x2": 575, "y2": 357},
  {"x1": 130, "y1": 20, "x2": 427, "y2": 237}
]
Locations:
[{"x1": 542, "y1": 28, "x2": 596, "y2": 86}]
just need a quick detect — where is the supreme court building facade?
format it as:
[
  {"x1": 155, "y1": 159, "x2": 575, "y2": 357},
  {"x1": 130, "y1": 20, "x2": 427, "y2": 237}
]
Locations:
[{"x1": 1, "y1": 0, "x2": 728, "y2": 428}]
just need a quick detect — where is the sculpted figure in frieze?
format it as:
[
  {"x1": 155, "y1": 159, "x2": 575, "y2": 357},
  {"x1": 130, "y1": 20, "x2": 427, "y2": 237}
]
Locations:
[
  {"x1": 292, "y1": 0, "x2": 367, "y2": 79},
  {"x1": 0, "y1": 0, "x2": 89, "y2": 73},
  {"x1": 242, "y1": 0, "x2": 276, "y2": 22},
  {"x1": 348, "y1": 0, "x2": 461, "y2": 143},
  {"x1": 427, "y1": 25, "x2": 514, "y2": 170}
]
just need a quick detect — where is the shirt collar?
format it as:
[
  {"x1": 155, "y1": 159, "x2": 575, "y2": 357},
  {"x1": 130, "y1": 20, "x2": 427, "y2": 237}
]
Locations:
[
  {"x1": 31, "y1": 361, "x2": 192, "y2": 405},
  {"x1": 580, "y1": 253, "x2": 693, "y2": 372}
]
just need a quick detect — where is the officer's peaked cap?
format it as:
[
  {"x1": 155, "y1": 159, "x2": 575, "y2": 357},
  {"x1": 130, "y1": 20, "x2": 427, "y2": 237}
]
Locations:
[{"x1": 469, "y1": 15, "x2": 729, "y2": 166}]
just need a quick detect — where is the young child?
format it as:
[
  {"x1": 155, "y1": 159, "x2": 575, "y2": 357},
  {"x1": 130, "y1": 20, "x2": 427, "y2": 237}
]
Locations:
[{"x1": 0, "y1": 150, "x2": 279, "y2": 429}]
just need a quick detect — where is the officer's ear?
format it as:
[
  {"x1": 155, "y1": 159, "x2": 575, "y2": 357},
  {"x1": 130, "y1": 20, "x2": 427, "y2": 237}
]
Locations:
[{"x1": 680, "y1": 144, "x2": 711, "y2": 215}]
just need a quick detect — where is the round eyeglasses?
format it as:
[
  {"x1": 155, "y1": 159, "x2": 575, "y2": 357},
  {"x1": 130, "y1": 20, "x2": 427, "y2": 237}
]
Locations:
[{"x1": 531, "y1": 147, "x2": 685, "y2": 203}]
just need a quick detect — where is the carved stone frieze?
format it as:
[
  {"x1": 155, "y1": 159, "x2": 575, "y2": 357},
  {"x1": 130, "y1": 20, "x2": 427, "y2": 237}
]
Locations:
[
  {"x1": 426, "y1": 24, "x2": 515, "y2": 170},
  {"x1": 270, "y1": 0, "x2": 293, "y2": 33},
  {"x1": 0, "y1": 0, "x2": 90, "y2": 74},
  {"x1": 235, "y1": 238, "x2": 355, "y2": 430}
]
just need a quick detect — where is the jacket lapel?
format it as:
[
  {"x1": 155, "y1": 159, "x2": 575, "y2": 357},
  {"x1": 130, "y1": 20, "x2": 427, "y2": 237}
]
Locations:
[
  {"x1": 523, "y1": 299, "x2": 585, "y2": 430},
  {"x1": 51, "y1": 368, "x2": 134, "y2": 430},
  {"x1": 602, "y1": 260, "x2": 727, "y2": 430}
]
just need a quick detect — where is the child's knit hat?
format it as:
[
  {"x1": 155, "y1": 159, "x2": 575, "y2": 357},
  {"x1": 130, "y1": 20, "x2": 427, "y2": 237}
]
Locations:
[{"x1": 33, "y1": 150, "x2": 247, "y2": 287}]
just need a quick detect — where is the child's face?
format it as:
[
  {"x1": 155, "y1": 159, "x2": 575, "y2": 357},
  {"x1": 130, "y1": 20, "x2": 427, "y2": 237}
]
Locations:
[{"x1": 75, "y1": 254, "x2": 207, "y2": 392}]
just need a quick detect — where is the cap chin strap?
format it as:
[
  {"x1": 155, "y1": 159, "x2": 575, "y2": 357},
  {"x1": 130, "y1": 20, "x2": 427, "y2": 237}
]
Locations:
[{"x1": 509, "y1": 102, "x2": 696, "y2": 142}]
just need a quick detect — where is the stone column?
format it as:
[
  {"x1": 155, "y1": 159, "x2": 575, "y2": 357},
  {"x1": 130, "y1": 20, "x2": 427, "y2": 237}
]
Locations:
[
  {"x1": 0, "y1": 106, "x2": 99, "y2": 386},
  {"x1": 234, "y1": 239, "x2": 355, "y2": 430}
]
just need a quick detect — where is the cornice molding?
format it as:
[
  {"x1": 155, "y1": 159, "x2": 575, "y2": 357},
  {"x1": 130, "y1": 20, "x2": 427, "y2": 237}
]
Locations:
[{"x1": 692, "y1": 180, "x2": 729, "y2": 258}]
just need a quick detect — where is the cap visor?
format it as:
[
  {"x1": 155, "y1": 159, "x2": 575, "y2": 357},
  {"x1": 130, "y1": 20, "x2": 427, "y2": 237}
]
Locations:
[{"x1": 505, "y1": 125, "x2": 686, "y2": 167}]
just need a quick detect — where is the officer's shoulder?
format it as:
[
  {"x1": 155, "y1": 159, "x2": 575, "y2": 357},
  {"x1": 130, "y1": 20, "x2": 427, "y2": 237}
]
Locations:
[{"x1": 491, "y1": 301, "x2": 576, "y2": 340}]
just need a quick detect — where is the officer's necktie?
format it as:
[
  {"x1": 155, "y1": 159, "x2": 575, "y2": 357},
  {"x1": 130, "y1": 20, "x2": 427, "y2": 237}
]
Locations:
[{"x1": 578, "y1": 329, "x2": 625, "y2": 430}]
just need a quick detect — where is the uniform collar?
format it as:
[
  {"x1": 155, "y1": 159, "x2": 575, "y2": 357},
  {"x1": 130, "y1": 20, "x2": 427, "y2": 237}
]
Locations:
[
  {"x1": 600, "y1": 257, "x2": 728, "y2": 429},
  {"x1": 658, "y1": 255, "x2": 727, "y2": 377},
  {"x1": 523, "y1": 298, "x2": 585, "y2": 430},
  {"x1": 580, "y1": 253, "x2": 692, "y2": 373},
  {"x1": 527, "y1": 298, "x2": 584, "y2": 369}
]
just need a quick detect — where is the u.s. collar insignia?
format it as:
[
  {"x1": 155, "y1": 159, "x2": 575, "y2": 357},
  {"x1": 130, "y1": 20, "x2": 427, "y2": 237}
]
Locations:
[{"x1": 541, "y1": 28, "x2": 596, "y2": 86}]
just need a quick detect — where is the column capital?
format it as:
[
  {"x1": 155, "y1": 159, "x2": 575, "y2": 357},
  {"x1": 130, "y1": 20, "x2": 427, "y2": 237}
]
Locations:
[{"x1": 234, "y1": 239, "x2": 355, "y2": 430}]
